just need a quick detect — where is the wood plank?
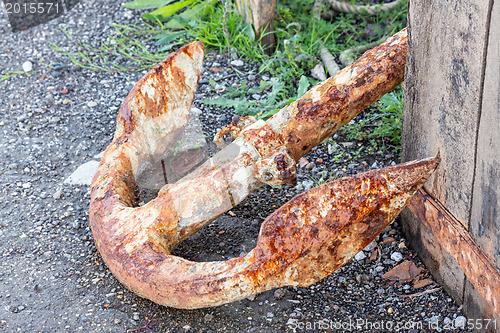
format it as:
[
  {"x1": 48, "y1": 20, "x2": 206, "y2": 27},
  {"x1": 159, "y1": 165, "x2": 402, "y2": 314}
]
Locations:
[
  {"x1": 463, "y1": 280, "x2": 500, "y2": 333},
  {"x1": 235, "y1": 0, "x2": 276, "y2": 49},
  {"x1": 469, "y1": 0, "x2": 500, "y2": 276},
  {"x1": 401, "y1": 0, "x2": 491, "y2": 315},
  {"x1": 402, "y1": 0, "x2": 490, "y2": 224},
  {"x1": 400, "y1": 208, "x2": 466, "y2": 302},
  {"x1": 407, "y1": 188, "x2": 500, "y2": 317},
  {"x1": 465, "y1": 0, "x2": 500, "y2": 326}
]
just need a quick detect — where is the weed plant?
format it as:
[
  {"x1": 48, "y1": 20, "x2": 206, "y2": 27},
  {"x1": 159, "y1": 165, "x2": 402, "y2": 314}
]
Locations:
[
  {"x1": 54, "y1": 0, "x2": 407, "y2": 154},
  {"x1": 337, "y1": 85, "x2": 404, "y2": 154}
]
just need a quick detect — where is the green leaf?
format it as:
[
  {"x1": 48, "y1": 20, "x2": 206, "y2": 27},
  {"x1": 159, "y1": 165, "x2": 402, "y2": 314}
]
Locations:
[
  {"x1": 165, "y1": 18, "x2": 186, "y2": 29},
  {"x1": 154, "y1": 31, "x2": 185, "y2": 45},
  {"x1": 241, "y1": 23, "x2": 255, "y2": 41},
  {"x1": 200, "y1": 97, "x2": 246, "y2": 109},
  {"x1": 165, "y1": 0, "x2": 209, "y2": 29},
  {"x1": 144, "y1": 0, "x2": 197, "y2": 21},
  {"x1": 123, "y1": 0, "x2": 175, "y2": 10},
  {"x1": 157, "y1": 42, "x2": 181, "y2": 52},
  {"x1": 179, "y1": 0, "x2": 209, "y2": 20},
  {"x1": 297, "y1": 75, "x2": 310, "y2": 98}
]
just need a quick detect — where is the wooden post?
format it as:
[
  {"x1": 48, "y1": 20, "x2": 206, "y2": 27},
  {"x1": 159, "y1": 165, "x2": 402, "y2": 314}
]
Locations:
[
  {"x1": 236, "y1": 0, "x2": 276, "y2": 51},
  {"x1": 401, "y1": 0, "x2": 500, "y2": 328}
]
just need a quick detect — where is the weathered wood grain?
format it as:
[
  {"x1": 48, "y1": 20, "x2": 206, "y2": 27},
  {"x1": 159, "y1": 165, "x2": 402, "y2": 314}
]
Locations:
[
  {"x1": 401, "y1": 0, "x2": 499, "y2": 325},
  {"x1": 464, "y1": 0, "x2": 500, "y2": 328},
  {"x1": 402, "y1": 0, "x2": 492, "y2": 309},
  {"x1": 235, "y1": 0, "x2": 276, "y2": 49},
  {"x1": 402, "y1": 0, "x2": 490, "y2": 223}
]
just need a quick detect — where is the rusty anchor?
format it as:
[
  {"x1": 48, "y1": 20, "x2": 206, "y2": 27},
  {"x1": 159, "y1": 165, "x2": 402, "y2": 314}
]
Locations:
[{"x1": 89, "y1": 28, "x2": 439, "y2": 308}]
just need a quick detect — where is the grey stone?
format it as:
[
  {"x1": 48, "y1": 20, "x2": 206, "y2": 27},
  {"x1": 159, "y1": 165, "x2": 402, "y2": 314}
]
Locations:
[
  {"x1": 302, "y1": 180, "x2": 314, "y2": 191},
  {"x1": 391, "y1": 252, "x2": 403, "y2": 262},
  {"x1": 274, "y1": 288, "x2": 287, "y2": 300},
  {"x1": 22, "y1": 61, "x2": 33, "y2": 72},
  {"x1": 53, "y1": 189, "x2": 63, "y2": 200},
  {"x1": 63, "y1": 160, "x2": 100, "y2": 186},
  {"x1": 230, "y1": 59, "x2": 244, "y2": 67},
  {"x1": 454, "y1": 316, "x2": 466, "y2": 328},
  {"x1": 364, "y1": 240, "x2": 377, "y2": 252},
  {"x1": 354, "y1": 251, "x2": 367, "y2": 261}
]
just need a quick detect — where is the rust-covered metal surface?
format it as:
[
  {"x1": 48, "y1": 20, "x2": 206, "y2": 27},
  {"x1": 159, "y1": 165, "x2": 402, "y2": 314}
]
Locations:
[
  {"x1": 89, "y1": 30, "x2": 436, "y2": 309},
  {"x1": 408, "y1": 189, "x2": 500, "y2": 317},
  {"x1": 267, "y1": 28, "x2": 407, "y2": 161}
]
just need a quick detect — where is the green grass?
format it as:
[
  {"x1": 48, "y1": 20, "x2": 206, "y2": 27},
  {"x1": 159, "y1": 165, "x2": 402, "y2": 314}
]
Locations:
[
  {"x1": 308, "y1": 167, "x2": 340, "y2": 187},
  {"x1": 51, "y1": 23, "x2": 190, "y2": 72},
  {"x1": 1, "y1": 70, "x2": 35, "y2": 82},
  {"x1": 53, "y1": 0, "x2": 407, "y2": 153},
  {"x1": 337, "y1": 85, "x2": 404, "y2": 154},
  {"x1": 200, "y1": 74, "x2": 312, "y2": 119}
]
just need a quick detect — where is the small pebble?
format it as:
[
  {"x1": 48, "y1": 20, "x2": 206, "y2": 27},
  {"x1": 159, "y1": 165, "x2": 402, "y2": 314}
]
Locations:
[
  {"x1": 391, "y1": 252, "x2": 403, "y2": 262},
  {"x1": 53, "y1": 189, "x2": 62, "y2": 200},
  {"x1": 230, "y1": 60, "x2": 244, "y2": 67},
  {"x1": 354, "y1": 251, "x2": 367, "y2": 261},
  {"x1": 70, "y1": 65, "x2": 81, "y2": 72},
  {"x1": 22, "y1": 61, "x2": 33, "y2": 72},
  {"x1": 114, "y1": 319, "x2": 121, "y2": 325},
  {"x1": 204, "y1": 313, "x2": 213, "y2": 322},
  {"x1": 53, "y1": 65, "x2": 67, "y2": 71},
  {"x1": 298, "y1": 157, "x2": 309, "y2": 168},
  {"x1": 311, "y1": 63, "x2": 326, "y2": 81},
  {"x1": 428, "y1": 315, "x2": 441, "y2": 331},
  {"x1": 302, "y1": 180, "x2": 314, "y2": 191},
  {"x1": 364, "y1": 240, "x2": 377, "y2": 252},
  {"x1": 87, "y1": 101, "x2": 98, "y2": 107},
  {"x1": 274, "y1": 288, "x2": 287, "y2": 300},
  {"x1": 454, "y1": 315, "x2": 466, "y2": 328}
]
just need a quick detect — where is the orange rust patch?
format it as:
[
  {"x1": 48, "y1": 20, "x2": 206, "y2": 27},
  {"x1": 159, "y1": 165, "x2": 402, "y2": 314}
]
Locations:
[{"x1": 242, "y1": 124, "x2": 283, "y2": 158}]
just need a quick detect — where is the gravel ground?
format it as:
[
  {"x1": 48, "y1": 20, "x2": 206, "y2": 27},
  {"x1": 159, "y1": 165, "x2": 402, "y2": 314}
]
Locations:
[{"x1": 0, "y1": 1, "x2": 471, "y2": 332}]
